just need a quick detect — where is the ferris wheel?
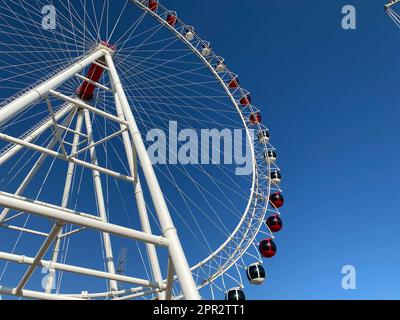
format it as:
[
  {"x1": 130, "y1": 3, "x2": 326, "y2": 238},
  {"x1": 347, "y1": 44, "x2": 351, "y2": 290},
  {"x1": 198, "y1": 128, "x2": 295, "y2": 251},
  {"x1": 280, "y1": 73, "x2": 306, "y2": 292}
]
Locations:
[{"x1": 0, "y1": 0, "x2": 285, "y2": 300}]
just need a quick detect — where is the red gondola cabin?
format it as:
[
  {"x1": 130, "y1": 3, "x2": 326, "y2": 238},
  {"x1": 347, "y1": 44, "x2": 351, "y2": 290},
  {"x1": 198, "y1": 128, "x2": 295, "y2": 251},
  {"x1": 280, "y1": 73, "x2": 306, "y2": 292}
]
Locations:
[
  {"x1": 77, "y1": 63, "x2": 105, "y2": 101},
  {"x1": 259, "y1": 238, "x2": 277, "y2": 258},
  {"x1": 249, "y1": 112, "x2": 262, "y2": 125},
  {"x1": 228, "y1": 77, "x2": 239, "y2": 89},
  {"x1": 148, "y1": 0, "x2": 158, "y2": 12},
  {"x1": 240, "y1": 95, "x2": 252, "y2": 106},
  {"x1": 166, "y1": 12, "x2": 177, "y2": 27},
  {"x1": 269, "y1": 192, "x2": 284, "y2": 208},
  {"x1": 266, "y1": 214, "x2": 283, "y2": 233}
]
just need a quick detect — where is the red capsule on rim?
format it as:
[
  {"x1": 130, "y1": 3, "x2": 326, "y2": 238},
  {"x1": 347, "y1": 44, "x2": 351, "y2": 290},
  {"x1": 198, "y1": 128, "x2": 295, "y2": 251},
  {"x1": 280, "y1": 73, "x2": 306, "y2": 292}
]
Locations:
[
  {"x1": 228, "y1": 77, "x2": 240, "y2": 89},
  {"x1": 266, "y1": 214, "x2": 283, "y2": 233},
  {"x1": 148, "y1": 0, "x2": 158, "y2": 12},
  {"x1": 166, "y1": 12, "x2": 177, "y2": 27},
  {"x1": 269, "y1": 192, "x2": 284, "y2": 208},
  {"x1": 249, "y1": 112, "x2": 262, "y2": 125},
  {"x1": 259, "y1": 238, "x2": 277, "y2": 258},
  {"x1": 240, "y1": 94, "x2": 252, "y2": 106}
]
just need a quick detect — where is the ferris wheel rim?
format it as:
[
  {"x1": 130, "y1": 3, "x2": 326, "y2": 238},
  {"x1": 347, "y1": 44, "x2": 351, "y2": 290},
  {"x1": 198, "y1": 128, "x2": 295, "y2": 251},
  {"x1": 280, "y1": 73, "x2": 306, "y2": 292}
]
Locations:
[{"x1": 129, "y1": 0, "x2": 279, "y2": 290}]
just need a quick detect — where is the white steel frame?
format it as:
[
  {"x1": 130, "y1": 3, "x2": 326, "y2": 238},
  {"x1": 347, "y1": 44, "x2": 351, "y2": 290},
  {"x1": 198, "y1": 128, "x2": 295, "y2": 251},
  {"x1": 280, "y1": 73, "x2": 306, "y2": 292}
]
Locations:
[{"x1": 0, "y1": 44, "x2": 200, "y2": 300}]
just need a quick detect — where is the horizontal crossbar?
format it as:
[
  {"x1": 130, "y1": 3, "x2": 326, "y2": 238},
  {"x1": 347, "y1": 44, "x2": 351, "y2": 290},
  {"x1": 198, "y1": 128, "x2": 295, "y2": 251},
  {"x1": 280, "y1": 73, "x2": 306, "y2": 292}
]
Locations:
[
  {"x1": 0, "y1": 191, "x2": 169, "y2": 247},
  {"x1": 0, "y1": 251, "x2": 164, "y2": 290},
  {"x1": 0, "y1": 132, "x2": 135, "y2": 183}
]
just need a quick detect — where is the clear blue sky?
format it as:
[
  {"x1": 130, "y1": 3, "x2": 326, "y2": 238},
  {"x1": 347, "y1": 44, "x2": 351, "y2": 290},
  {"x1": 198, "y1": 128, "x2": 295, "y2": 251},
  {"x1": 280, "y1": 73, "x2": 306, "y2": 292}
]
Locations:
[
  {"x1": 225, "y1": 0, "x2": 400, "y2": 299},
  {"x1": 1, "y1": 0, "x2": 400, "y2": 300},
  {"x1": 162, "y1": 0, "x2": 400, "y2": 299}
]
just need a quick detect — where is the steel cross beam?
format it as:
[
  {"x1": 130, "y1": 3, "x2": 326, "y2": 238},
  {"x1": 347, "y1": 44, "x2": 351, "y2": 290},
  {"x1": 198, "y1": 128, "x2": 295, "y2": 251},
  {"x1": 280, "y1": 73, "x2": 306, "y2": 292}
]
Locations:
[
  {"x1": 0, "y1": 48, "x2": 108, "y2": 127},
  {"x1": 69, "y1": 127, "x2": 128, "y2": 158},
  {"x1": 0, "y1": 251, "x2": 163, "y2": 290},
  {"x1": 0, "y1": 286, "x2": 81, "y2": 300},
  {"x1": 0, "y1": 132, "x2": 136, "y2": 183},
  {"x1": 48, "y1": 90, "x2": 128, "y2": 126},
  {"x1": 0, "y1": 191, "x2": 170, "y2": 247}
]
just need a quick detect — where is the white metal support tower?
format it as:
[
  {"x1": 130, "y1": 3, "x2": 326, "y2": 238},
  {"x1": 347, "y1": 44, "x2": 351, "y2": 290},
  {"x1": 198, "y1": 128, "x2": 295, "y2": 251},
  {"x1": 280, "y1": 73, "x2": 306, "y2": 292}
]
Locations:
[{"x1": 0, "y1": 44, "x2": 200, "y2": 300}]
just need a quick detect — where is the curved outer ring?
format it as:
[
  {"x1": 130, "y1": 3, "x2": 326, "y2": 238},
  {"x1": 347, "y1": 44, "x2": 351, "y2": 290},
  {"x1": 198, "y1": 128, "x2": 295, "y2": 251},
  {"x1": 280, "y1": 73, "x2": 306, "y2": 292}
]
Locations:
[{"x1": 129, "y1": 0, "x2": 282, "y2": 293}]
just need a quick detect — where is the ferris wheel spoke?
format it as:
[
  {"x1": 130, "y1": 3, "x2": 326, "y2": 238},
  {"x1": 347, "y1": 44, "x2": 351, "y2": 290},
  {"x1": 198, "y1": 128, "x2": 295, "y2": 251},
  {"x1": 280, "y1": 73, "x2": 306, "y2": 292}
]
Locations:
[
  {"x1": 107, "y1": 0, "x2": 130, "y2": 43},
  {"x1": 117, "y1": 33, "x2": 178, "y2": 52},
  {"x1": 21, "y1": 0, "x2": 94, "y2": 44},
  {"x1": 116, "y1": 75, "x2": 253, "y2": 198},
  {"x1": 117, "y1": 29, "x2": 180, "y2": 70},
  {"x1": 11, "y1": 0, "x2": 75, "y2": 66},
  {"x1": 111, "y1": 80, "x2": 253, "y2": 209},
  {"x1": 0, "y1": 2, "x2": 86, "y2": 73},
  {"x1": 101, "y1": 109, "x2": 250, "y2": 214},
  {"x1": 118, "y1": 63, "x2": 241, "y2": 130},
  {"x1": 117, "y1": 58, "x2": 236, "y2": 115},
  {"x1": 112, "y1": 10, "x2": 148, "y2": 48},
  {"x1": 0, "y1": 58, "x2": 82, "y2": 84},
  {"x1": 0, "y1": 10, "x2": 84, "y2": 53},
  {"x1": 118, "y1": 24, "x2": 174, "y2": 52},
  {"x1": 121, "y1": 95, "x2": 234, "y2": 243}
]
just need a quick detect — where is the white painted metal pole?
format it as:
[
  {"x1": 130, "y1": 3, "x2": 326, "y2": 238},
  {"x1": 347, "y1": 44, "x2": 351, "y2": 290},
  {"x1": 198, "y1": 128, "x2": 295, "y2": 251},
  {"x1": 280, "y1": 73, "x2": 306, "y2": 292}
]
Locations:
[
  {"x1": 0, "y1": 252, "x2": 162, "y2": 290},
  {"x1": 104, "y1": 53, "x2": 200, "y2": 300},
  {"x1": 49, "y1": 90, "x2": 129, "y2": 126},
  {"x1": 0, "y1": 49, "x2": 107, "y2": 127},
  {"x1": 114, "y1": 92, "x2": 165, "y2": 300},
  {"x1": 83, "y1": 108, "x2": 118, "y2": 292},
  {"x1": 0, "y1": 191, "x2": 170, "y2": 246},
  {"x1": 46, "y1": 109, "x2": 84, "y2": 293},
  {"x1": 0, "y1": 132, "x2": 136, "y2": 183},
  {"x1": 16, "y1": 222, "x2": 63, "y2": 292},
  {"x1": 0, "y1": 286, "x2": 81, "y2": 300},
  {"x1": 0, "y1": 109, "x2": 76, "y2": 224},
  {"x1": 165, "y1": 257, "x2": 175, "y2": 300}
]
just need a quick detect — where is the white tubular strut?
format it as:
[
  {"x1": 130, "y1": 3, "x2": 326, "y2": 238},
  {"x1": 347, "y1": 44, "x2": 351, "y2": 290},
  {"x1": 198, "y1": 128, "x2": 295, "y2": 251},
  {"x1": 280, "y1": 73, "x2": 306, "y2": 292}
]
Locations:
[
  {"x1": 83, "y1": 108, "x2": 118, "y2": 292},
  {"x1": 45, "y1": 109, "x2": 84, "y2": 293},
  {"x1": 0, "y1": 49, "x2": 107, "y2": 127},
  {"x1": 104, "y1": 53, "x2": 200, "y2": 300},
  {"x1": 114, "y1": 92, "x2": 165, "y2": 300}
]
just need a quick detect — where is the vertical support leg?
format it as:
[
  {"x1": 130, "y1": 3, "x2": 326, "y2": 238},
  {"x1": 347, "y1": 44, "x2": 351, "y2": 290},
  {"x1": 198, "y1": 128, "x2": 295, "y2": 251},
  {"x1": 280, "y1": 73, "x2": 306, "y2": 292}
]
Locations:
[
  {"x1": 105, "y1": 53, "x2": 200, "y2": 300},
  {"x1": 114, "y1": 93, "x2": 165, "y2": 300},
  {"x1": 83, "y1": 108, "x2": 118, "y2": 292},
  {"x1": 14, "y1": 109, "x2": 80, "y2": 293},
  {"x1": 45, "y1": 109, "x2": 84, "y2": 293},
  {"x1": 165, "y1": 257, "x2": 175, "y2": 300}
]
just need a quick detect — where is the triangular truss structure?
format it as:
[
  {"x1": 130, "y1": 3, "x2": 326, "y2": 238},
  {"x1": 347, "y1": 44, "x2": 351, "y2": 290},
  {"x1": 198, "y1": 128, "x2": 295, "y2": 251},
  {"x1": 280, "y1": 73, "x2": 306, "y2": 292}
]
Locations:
[{"x1": 0, "y1": 43, "x2": 200, "y2": 300}]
